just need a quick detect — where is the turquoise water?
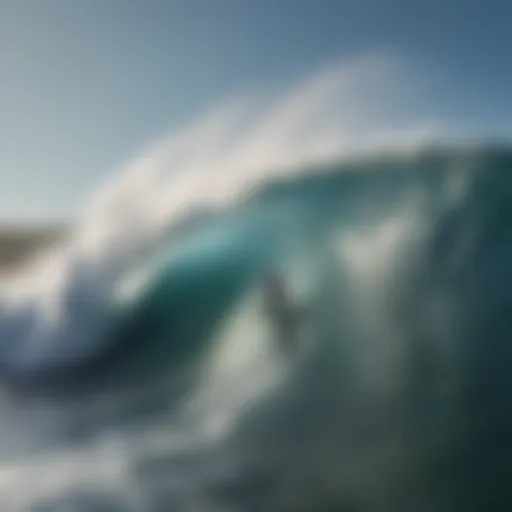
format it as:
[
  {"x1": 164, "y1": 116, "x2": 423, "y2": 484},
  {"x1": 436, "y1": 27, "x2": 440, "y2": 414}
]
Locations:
[{"x1": 1, "y1": 146, "x2": 512, "y2": 511}]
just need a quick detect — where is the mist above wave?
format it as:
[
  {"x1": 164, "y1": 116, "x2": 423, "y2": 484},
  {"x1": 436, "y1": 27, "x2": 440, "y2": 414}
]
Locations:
[{"x1": 0, "y1": 52, "x2": 475, "y2": 373}]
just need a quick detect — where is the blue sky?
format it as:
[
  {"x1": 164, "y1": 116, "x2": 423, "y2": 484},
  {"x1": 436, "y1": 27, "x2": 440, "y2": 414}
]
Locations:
[{"x1": 1, "y1": 0, "x2": 511, "y2": 223}]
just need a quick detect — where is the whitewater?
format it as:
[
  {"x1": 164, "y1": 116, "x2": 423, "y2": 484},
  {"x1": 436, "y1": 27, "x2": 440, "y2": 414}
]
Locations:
[{"x1": 0, "y1": 54, "x2": 511, "y2": 511}]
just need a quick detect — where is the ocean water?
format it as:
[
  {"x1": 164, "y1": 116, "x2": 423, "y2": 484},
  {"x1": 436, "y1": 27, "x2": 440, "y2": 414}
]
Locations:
[
  {"x1": 0, "y1": 146, "x2": 511, "y2": 511},
  {"x1": 0, "y1": 58, "x2": 512, "y2": 511}
]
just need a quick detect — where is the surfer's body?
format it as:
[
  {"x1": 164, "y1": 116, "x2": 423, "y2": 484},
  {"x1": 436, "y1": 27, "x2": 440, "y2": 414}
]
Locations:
[{"x1": 263, "y1": 273, "x2": 302, "y2": 355}]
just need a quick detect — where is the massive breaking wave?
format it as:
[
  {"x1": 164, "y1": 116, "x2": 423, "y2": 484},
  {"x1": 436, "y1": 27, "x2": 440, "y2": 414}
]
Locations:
[{"x1": 0, "y1": 54, "x2": 511, "y2": 511}]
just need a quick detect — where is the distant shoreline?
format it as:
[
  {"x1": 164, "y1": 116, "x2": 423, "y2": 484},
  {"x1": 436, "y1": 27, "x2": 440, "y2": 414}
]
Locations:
[{"x1": 0, "y1": 225, "x2": 68, "y2": 275}]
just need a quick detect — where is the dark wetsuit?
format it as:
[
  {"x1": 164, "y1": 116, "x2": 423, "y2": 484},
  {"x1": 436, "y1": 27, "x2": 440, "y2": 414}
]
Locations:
[{"x1": 263, "y1": 274, "x2": 300, "y2": 354}]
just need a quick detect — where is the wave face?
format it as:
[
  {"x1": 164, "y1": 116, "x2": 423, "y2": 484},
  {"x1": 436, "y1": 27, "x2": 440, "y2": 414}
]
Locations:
[
  {"x1": 0, "y1": 57, "x2": 512, "y2": 511},
  {"x1": 0, "y1": 146, "x2": 511, "y2": 511}
]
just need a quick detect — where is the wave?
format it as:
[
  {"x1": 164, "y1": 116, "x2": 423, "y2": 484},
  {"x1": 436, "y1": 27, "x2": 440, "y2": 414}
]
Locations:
[
  {"x1": 0, "y1": 53, "x2": 511, "y2": 510},
  {"x1": 0, "y1": 52, "x2": 442, "y2": 375},
  {"x1": 1, "y1": 144, "x2": 512, "y2": 510}
]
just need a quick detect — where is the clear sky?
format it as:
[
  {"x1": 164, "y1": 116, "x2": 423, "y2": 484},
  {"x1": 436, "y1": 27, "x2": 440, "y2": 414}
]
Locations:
[{"x1": 1, "y1": 0, "x2": 511, "y2": 223}]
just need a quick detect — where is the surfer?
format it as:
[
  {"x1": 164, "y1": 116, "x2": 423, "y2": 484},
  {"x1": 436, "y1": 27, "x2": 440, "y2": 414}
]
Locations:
[{"x1": 262, "y1": 271, "x2": 301, "y2": 355}]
